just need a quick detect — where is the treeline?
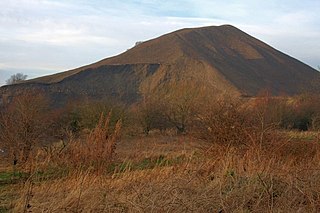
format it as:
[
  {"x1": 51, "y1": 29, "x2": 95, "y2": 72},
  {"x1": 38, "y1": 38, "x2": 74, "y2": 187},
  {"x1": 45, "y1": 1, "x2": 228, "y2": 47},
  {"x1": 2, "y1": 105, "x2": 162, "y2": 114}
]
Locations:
[
  {"x1": 0, "y1": 85, "x2": 320, "y2": 168},
  {"x1": 136, "y1": 88, "x2": 320, "y2": 135}
]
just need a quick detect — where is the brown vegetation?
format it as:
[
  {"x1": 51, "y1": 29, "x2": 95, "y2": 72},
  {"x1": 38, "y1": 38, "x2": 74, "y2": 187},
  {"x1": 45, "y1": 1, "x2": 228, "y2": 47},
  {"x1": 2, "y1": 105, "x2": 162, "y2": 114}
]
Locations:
[
  {"x1": 40, "y1": 112, "x2": 122, "y2": 171},
  {"x1": 1, "y1": 90, "x2": 320, "y2": 212},
  {"x1": 1, "y1": 25, "x2": 320, "y2": 212},
  {"x1": 0, "y1": 92, "x2": 51, "y2": 167},
  {"x1": 7, "y1": 135, "x2": 320, "y2": 212}
]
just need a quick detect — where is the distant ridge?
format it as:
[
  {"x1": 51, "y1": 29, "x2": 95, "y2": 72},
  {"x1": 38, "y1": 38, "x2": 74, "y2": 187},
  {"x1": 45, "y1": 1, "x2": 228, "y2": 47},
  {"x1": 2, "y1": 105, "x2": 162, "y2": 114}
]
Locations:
[{"x1": 1, "y1": 25, "x2": 319, "y2": 106}]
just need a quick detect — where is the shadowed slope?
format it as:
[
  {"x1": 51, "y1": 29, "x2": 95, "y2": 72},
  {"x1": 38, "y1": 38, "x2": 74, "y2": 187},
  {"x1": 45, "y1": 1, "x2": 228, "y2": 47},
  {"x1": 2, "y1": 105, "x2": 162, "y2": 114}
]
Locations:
[{"x1": 1, "y1": 25, "x2": 319, "y2": 106}]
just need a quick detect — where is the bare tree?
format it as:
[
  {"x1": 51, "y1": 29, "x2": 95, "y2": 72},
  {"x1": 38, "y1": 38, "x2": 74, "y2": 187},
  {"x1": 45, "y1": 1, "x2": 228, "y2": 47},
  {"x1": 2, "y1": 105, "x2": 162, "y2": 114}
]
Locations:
[
  {"x1": 155, "y1": 82, "x2": 205, "y2": 134},
  {"x1": 6, "y1": 73, "x2": 28, "y2": 85},
  {"x1": 137, "y1": 95, "x2": 170, "y2": 135},
  {"x1": 192, "y1": 94, "x2": 252, "y2": 146},
  {"x1": 0, "y1": 91, "x2": 49, "y2": 167}
]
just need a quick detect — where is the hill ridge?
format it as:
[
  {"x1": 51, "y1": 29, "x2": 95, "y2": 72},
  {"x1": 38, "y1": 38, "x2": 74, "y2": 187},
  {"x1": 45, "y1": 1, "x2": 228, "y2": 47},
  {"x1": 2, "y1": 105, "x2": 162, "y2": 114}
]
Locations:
[{"x1": 1, "y1": 24, "x2": 319, "y2": 106}]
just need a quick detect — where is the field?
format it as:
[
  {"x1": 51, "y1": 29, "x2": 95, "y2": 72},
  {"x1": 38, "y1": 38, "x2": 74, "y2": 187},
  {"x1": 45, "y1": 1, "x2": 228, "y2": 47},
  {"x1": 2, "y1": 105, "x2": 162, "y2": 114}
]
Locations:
[
  {"x1": 1, "y1": 130, "x2": 320, "y2": 212},
  {"x1": 1, "y1": 92, "x2": 320, "y2": 212}
]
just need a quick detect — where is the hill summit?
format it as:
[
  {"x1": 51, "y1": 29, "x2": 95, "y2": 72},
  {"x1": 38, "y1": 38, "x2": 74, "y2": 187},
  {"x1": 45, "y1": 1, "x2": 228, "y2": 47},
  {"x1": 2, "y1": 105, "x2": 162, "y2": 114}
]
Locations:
[{"x1": 1, "y1": 25, "x2": 319, "y2": 105}]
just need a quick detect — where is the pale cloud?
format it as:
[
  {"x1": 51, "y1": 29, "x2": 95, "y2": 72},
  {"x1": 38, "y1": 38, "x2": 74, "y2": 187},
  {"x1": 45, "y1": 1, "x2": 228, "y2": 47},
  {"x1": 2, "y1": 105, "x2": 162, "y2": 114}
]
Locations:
[{"x1": 21, "y1": 28, "x2": 120, "y2": 46}]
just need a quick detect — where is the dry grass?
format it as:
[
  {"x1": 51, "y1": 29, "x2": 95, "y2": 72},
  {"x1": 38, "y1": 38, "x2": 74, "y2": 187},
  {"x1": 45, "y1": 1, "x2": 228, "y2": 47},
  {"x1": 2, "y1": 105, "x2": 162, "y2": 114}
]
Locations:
[
  {"x1": 2, "y1": 134, "x2": 319, "y2": 212},
  {"x1": 37, "y1": 112, "x2": 122, "y2": 172},
  {"x1": 284, "y1": 130, "x2": 320, "y2": 142},
  {"x1": 2, "y1": 106, "x2": 320, "y2": 212}
]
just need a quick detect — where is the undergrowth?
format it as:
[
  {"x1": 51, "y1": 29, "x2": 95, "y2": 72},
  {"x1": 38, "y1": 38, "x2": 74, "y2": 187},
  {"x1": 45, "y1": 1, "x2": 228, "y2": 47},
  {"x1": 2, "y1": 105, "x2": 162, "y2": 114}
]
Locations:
[{"x1": 1, "y1": 105, "x2": 320, "y2": 212}]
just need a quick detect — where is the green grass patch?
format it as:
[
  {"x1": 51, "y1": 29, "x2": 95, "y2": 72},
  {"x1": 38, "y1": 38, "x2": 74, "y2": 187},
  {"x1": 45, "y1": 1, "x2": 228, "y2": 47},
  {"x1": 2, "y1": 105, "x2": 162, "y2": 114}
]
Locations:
[
  {"x1": 0, "y1": 173, "x2": 12, "y2": 182},
  {"x1": 0, "y1": 206, "x2": 9, "y2": 213},
  {"x1": 0, "y1": 167, "x2": 69, "y2": 186},
  {"x1": 0, "y1": 184, "x2": 18, "y2": 213},
  {"x1": 0, "y1": 171, "x2": 27, "y2": 185},
  {"x1": 110, "y1": 154, "x2": 188, "y2": 174}
]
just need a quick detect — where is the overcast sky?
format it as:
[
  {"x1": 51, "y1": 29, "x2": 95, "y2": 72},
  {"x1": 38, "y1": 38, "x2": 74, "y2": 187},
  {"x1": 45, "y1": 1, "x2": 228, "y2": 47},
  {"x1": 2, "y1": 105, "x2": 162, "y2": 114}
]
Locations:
[{"x1": 0, "y1": 0, "x2": 319, "y2": 85}]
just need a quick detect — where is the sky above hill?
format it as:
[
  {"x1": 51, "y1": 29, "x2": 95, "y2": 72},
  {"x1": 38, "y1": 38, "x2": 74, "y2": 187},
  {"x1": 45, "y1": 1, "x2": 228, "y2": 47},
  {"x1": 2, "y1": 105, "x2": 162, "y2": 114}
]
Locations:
[{"x1": 0, "y1": 0, "x2": 319, "y2": 85}]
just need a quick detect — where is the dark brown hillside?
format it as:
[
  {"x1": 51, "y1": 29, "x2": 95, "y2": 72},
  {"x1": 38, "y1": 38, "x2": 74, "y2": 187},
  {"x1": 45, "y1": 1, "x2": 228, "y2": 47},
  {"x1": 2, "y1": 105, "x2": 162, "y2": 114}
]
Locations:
[
  {"x1": 1, "y1": 25, "x2": 319, "y2": 106},
  {"x1": 96, "y1": 25, "x2": 320, "y2": 96},
  {"x1": 0, "y1": 64, "x2": 160, "y2": 106}
]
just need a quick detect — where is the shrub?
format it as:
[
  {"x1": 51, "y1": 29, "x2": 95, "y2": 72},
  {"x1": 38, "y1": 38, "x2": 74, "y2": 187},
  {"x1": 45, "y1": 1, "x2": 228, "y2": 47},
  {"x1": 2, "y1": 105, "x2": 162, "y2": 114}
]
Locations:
[
  {"x1": 280, "y1": 94, "x2": 320, "y2": 131},
  {"x1": 192, "y1": 93, "x2": 284, "y2": 149},
  {"x1": 138, "y1": 82, "x2": 206, "y2": 134},
  {"x1": 56, "y1": 99, "x2": 127, "y2": 135},
  {"x1": 0, "y1": 92, "x2": 50, "y2": 167},
  {"x1": 6, "y1": 73, "x2": 27, "y2": 85},
  {"x1": 192, "y1": 97, "x2": 252, "y2": 146},
  {"x1": 43, "y1": 112, "x2": 122, "y2": 171},
  {"x1": 136, "y1": 97, "x2": 171, "y2": 135}
]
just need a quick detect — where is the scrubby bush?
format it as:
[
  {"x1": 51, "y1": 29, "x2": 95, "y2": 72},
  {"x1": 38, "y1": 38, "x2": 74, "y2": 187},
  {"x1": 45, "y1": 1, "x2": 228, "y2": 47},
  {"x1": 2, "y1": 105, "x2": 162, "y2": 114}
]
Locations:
[
  {"x1": 55, "y1": 99, "x2": 127, "y2": 136},
  {"x1": 137, "y1": 82, "x2": 206, "y2": 134},
  {"x1": 280, "y1": 94, "x2": 320, "y2": 131},
  {"x1": 192, "y1": 96, "x2": 253, "y2": 146},
  {"x1": 0, "y1": 92, "x2": 51, "y2": 167},
  {"x1": 135, "y1": 96, "x2": 171, "y2": 135},
  {"x1": 42, "y1": 112, "x2": 122, "y2": 171},
  {"x1": 160, "y1": 83, "x2": 202, "y2": 134},
  {"x1": 191, "y1": 91, "x2": 286, "y2": 148},
  {"x1": 6, "y1": 73, "x2": 28, "y2": 85}
]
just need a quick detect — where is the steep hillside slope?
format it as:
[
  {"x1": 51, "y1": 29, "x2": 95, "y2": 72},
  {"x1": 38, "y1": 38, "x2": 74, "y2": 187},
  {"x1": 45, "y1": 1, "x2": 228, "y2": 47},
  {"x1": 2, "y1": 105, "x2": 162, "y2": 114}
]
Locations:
[{"x1": 1, "y1": 25, "x2": 319, "y2": 106}]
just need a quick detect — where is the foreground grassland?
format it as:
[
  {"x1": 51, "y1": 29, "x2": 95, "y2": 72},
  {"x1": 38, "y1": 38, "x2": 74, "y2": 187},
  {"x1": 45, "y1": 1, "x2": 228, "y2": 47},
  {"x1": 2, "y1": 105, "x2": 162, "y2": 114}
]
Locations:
[
  {"x1": 2, "y1": 82, "x2": 320, "y2": 212},
  {"x1": 1, "y1": 132, "x2": 320, "y2": 212}
]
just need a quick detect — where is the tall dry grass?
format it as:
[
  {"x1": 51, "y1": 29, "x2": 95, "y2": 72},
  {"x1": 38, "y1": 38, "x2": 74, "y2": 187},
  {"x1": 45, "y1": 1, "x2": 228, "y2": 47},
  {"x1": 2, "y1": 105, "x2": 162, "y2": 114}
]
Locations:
[
  {"x1": 40, "y1": 112, "x2": 122, "y2": 171},
  {"x1": 5, "y1": 97, "x2": 320, "y2": 212},
  {"x1": 12, "y1": 135, "x2": 320, "y2": 212}
]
